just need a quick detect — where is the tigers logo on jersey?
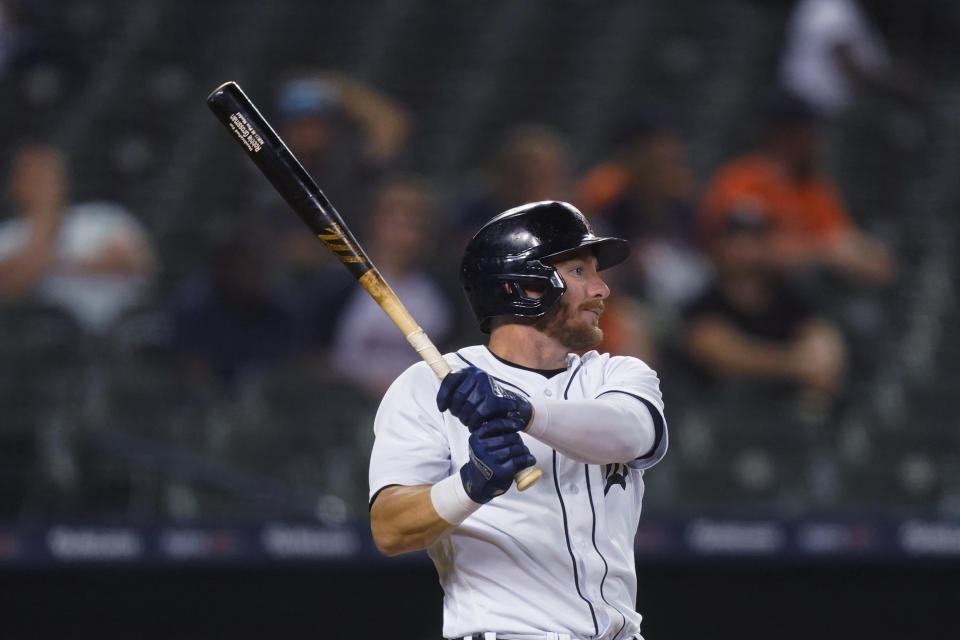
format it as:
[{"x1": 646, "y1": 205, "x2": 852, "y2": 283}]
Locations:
[{"x1": 603, "y1": 462, "x2": 628, "y2": 495}]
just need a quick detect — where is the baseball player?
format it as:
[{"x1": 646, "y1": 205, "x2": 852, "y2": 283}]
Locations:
[{"x1": 369, "y1": 201, "x2": 668, "y2": 640}]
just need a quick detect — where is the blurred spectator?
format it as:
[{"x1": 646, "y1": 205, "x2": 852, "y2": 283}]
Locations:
[
  {"x1": 169, "y1": 233, "x2": 301, "y2": 385},
  {"x1": 454, "y1": 124, "x2": 571, "y2": 240},
  {"x1": 577, "y1": 113, "x2": 710, "y2": 307},
  {"x1": 575, "y1": 114, "x2": 710, "y2": 365},
  {"x1": 0, "y1": 143, "x2": 154, "y2": 332},
  {"x1": 779, "y1": 0, "x2": 921, "y2": 118},
  {"x1": 684, "y1": 211, "x2": 845, "y2": 405},
  {"x1": 329, "y1": 177, "x2": 453, "y2": 396},
  {"x1": 254, "y1": 72, "x2": 411, "y2": 275},
  {"x1": 699, "y1": 93, "x2": 895, "y2": 287}
]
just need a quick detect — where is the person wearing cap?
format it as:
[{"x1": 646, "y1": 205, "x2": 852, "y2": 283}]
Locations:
[
  {"x1": 252, "y1": 73, "x2": 411, "y2": 275},
  {"x1": 683, "y1": 206, "x2": 846, "y2": 403},
  {"x1": 698, "y1": 91, "x2": 894, "y2": 287},
  {"x1": 275, "y1": 73, "x2": 410, "y2": 176}
]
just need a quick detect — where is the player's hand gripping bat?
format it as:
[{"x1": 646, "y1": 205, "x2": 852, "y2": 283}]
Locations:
[{"x1": 207, "y1": 81, "x2": 541, "y2": 492}]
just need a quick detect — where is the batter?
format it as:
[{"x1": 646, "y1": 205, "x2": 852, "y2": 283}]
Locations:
[{"x1": 369, "y1": 201, "x2": 668, "y2": 640}]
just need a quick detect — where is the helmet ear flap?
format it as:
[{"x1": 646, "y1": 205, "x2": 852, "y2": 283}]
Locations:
[
  {"x1": 497, "y1": 269, "x2": 566, "y2": 314},
  {"x1": 502, "y1": 279, "x2": 543, "y2": 302},
  {"x1": 496, "y1": 276, "x2": 544, "y2": 311}
]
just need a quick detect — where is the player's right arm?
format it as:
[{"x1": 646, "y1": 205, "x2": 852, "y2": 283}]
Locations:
[
  {"x1": 369, "y1": 363, "x2": 534, "y2": 557},
  {"x1": 371, "y1": 418, "x2": 534, "y2": 556},
  {"x1": 369, "y1": 485, "x2": 451, "y2": 556}
]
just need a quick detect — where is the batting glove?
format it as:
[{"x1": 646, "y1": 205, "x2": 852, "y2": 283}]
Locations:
[
  {"x1": 437, "y1": 366, "x2": 533, "y2": 431},
  {"x1": 460, "y1": 418, "x2": 537, "y2": 504}
]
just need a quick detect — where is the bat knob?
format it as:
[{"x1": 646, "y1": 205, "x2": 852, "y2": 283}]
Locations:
[{"x1": 515, "y1": 467, "x2": 542, "y2": 491}]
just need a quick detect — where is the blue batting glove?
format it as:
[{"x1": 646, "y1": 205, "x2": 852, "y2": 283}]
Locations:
[
  {"x1": 459, "y1": 418, "x2": 537, "y2": 504},
  {"x1": 437, "y1": 366, "x2": 534, "y2": 431}
]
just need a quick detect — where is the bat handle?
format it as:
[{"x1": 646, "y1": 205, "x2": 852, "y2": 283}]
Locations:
[
  {"x1": 514, "y1": 466, "x2": 543, "y2": 491},
  {"x1": 405, "y1": 330, "x2": 541, "y2": 492}
]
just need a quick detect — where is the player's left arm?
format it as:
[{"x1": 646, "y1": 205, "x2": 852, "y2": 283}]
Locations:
[
  {"x1": 572, "y1": 355, "x2": 667, "y2": 467},
  {"x1": 438, "y1": 361, "x2": 666, "y2": 466},
  {"x1": 525, "y1": 390, "x2": 663, "y2": 466}
]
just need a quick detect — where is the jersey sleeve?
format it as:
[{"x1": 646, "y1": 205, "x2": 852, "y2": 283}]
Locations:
[
  {"x1": 368, "y1": 361, "x2": 452, "y2": 501},
  {"x1": 594, "y1": 355, "x2": 668, "y2": 471}
]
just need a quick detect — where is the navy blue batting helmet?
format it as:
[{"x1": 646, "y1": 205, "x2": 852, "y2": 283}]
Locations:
[{"x1": 460, "y1": 201, "x2": 630, "y2": 333}]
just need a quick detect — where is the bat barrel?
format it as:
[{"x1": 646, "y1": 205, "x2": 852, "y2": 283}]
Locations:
[
  {"x1": 207, "y1": 81, "x2": 541, "y2": 492},
  {"x1": 206, "y1": 81, "x2": 373, "y2": 279}
]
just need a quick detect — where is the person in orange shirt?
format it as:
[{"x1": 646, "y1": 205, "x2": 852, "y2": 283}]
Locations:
[
  {"x1": 578, "y1": 114, "x2": 708, "y2": 307},
  {"x1": 699, "y1": 92, "x2": 894, "y2": 286},
  {"x1": 577, "y1": 115, "x2": 710, "y2": 365}
]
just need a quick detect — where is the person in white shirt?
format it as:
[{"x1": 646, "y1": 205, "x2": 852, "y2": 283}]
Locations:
[
  {"x1": 0, "y1": 144, "x2": 154, "y2": 332},
  {"x1": 330, "y1": 177, "x2": 453, "y2": 395},
  {"x1": 779, "y1": 0, "x2": 891, "y2": 117},
  {"x1": 369, "y1": 201, "x2": 667, "y2": 640}
]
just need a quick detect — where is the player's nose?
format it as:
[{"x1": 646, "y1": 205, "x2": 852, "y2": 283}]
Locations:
[{"x1": 589, "y1": 272, "x2": 610, "y2": 299}]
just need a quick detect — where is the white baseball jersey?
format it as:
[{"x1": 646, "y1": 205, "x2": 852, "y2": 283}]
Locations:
[{"x1": 369, "y1": 345, "x2": 668, "y2": 640}]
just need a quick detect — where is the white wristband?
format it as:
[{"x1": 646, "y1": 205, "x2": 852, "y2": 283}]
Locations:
[
  {"x1": 525, "y1": 398, "x2": 550, "y2": 438},
  {"x1": 430, "y1": 472, "x2": 482, "y2": 526}
]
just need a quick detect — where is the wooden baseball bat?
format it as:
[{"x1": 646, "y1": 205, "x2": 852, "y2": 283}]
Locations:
[{"x1": 206, "y1": 81, "x2": 541, "y2": 491}]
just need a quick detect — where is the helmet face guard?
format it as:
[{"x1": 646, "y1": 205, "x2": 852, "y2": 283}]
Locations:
[
  {"x1": 460, "y1": 201, "x2": 630, "y2": 333},
  {"x1": 475, "y1": 259, "x2": 566, "y2": 330}
]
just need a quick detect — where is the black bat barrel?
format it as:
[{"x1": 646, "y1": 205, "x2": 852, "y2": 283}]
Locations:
[{"x1": 206, "y1": 81, "x2": 373, "y2": 279}]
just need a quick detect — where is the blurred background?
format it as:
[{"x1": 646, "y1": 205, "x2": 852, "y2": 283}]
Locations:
[{"x1": 0, "y1": 0, "x2": 957, "y2": 637}]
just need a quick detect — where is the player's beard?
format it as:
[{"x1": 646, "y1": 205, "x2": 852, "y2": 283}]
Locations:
[{"x1": 535, "y1": 296, "x2": 604, "y2": 351}]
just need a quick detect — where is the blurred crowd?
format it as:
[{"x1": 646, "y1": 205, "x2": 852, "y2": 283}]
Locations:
[{"x1": 0, "y1": 0, "x2": 943, "y2": 515}]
